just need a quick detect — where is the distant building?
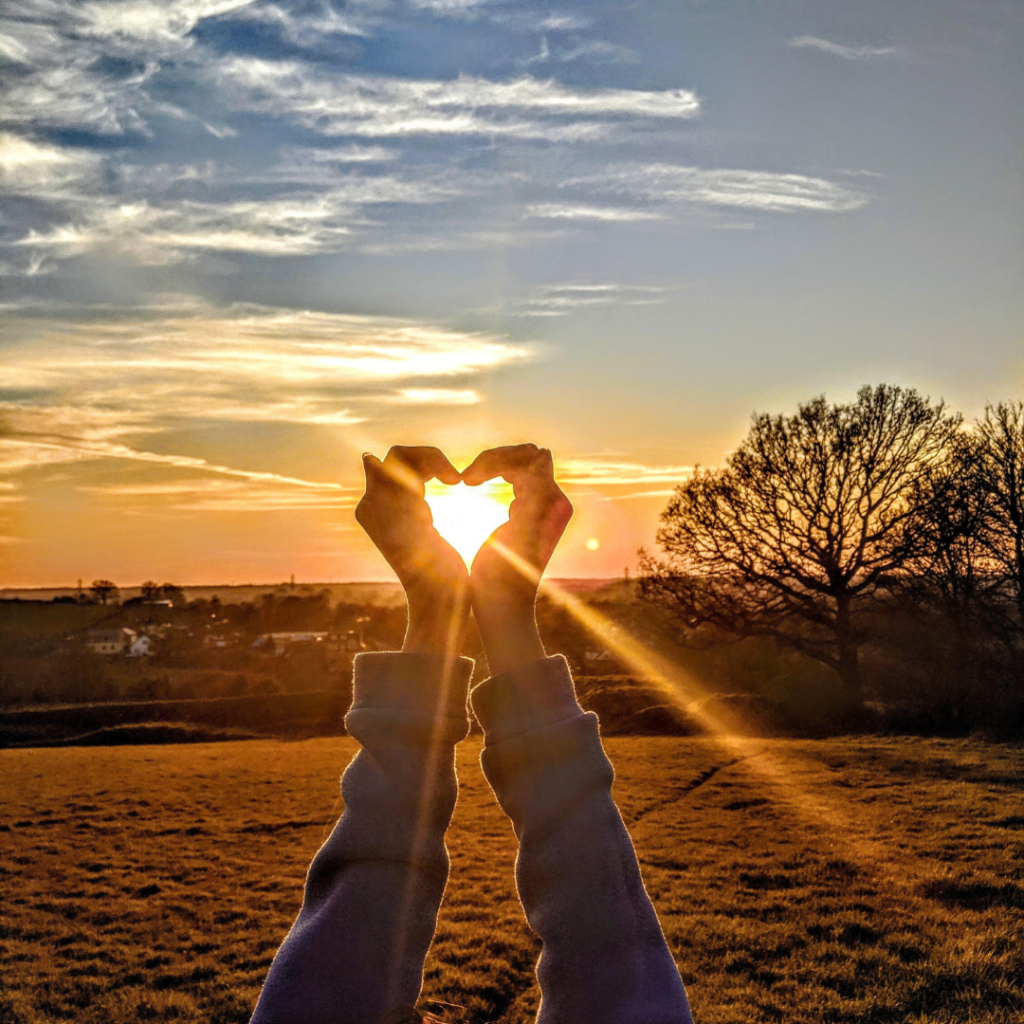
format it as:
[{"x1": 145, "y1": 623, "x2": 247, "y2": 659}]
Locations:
[
  {"x1": 584, "y1": 648, "x2": 618, "y2": 672},
  {"x1": 127, "y1": 635, "x2": 156, "y2": 658},
  {"x1": 203, "y1": 634, "x2": 229, "y2": 650},
  {"x1": 85, "y1": 628, "x2": 136, "y2": 655},
  {"x1": 252, "y1": 631, "x2": 366, "y2": 659},
  {"x1": 253, "y1": 631, "x2": 330, "y2": 656}
]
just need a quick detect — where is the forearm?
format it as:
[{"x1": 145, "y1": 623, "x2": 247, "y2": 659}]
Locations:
[
  {"x1": 471, "y1": 656, "x2": 692, "y2": 1024},
  {"x1": 473, "y1": 601, "x2": 544, "y2": 678},
  {"x1": 251, "y1": 652, "x2": 473, "y2": 1024}
]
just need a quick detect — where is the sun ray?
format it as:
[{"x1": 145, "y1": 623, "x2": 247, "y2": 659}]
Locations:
[
  {"x1": 484, "y1": 537, "x2": 913, "y2": 889},
  {"x1": 386, "y1": 580, "x2": 469, "y2": 1006}
]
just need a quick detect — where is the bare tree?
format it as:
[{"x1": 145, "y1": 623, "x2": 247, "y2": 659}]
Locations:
[
  {"x1": 896, "y1": 432, "x2": 1003, "y2": 721},
  {"x1": 89, "y1": 579, "x2": 119, "y2": 605},
  {"x1": 640, "y1": 385, "x2": 960, "y2": 704},
  {"x1": 976, "y1": 401, "x2": 1024, "y2": 658},
  {"x1": 908, "y1": 432, "x2": 996, "y2": 619}
]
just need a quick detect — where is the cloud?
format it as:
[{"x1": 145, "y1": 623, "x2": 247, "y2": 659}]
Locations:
[
  {"x1": 0, "y1": 299, "x2": 534, "y2": 456},
  {"x1": 524, "y1": 37, "x2": 639, "y2": 66},
  {"x1": 0, "y1": 2, "x2": 369, "y2": 140},
  {"x1": 0, "y1": 433, "x2": 354, "y2": 488},
  {"x1": 787, "y1": 36, "x2": 897, "y2": 60},
  {"x1": 555, "y1": 457, "x2": 693, "y2": 487},
  {"x1": 511, "y1": 282, "x2": 673, "y2": 317},
  {"x1": 0, "y1": 297, "x2": 534, "y2": 508},
  {"x1": 75, "y1": 0, "x2": 258, "y2": 43},
  {"x1": 0, "y1": 133, "x2": 102, "y2": 198},
  {"x1": 571, "y1": 164, "x2": 869, "y2": 213},
  {"x1": 393, "y1": 388, "x2": 483, "y2": 404},
  {"x1": 524, "y1": 203, "x2": 662, "y2": 222},
  {"x1": 15, "y1": 197, "x2": 356, "y2": 262},
  {"x1": 409, "y1": 0, "x2": 491, "y2": 17},
  {"x1": 212, "y1": 60, "x2": 700, "y2": 139},
  {"x1": 78, "y1": 477, "x2": 357, "y2": 512},
  {"x1": 225, "y1": 1, "x2": 370, "y2": 44},
  {"x1": 0, "y1": 0, "x2": 228, "y2": 136},
  {"x1": 6, "y1": 151, "x2": 471, "y2": 261},
  {"x1": 537, "y1": 15, "x2": 591, "y2": 32}
]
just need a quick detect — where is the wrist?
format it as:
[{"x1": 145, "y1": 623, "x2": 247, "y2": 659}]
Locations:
[
  {"x1": 473, "y1": 600, "x2": 545, "y2": 677},
  {"x1": 403, "y1": 585, "x2": 469, "y2": 656}
]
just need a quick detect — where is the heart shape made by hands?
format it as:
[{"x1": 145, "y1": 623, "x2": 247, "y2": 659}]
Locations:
[{"x1": 424, "y1": 477, "x2": 513, "y2": 566}]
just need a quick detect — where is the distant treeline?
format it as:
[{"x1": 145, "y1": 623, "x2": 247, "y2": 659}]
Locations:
[{"x1": 3, "y1": 384, "x2": 1024, "y2": 740}]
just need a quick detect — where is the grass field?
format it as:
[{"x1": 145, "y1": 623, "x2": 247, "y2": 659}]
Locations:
[{"x1": 1, "y1": 735, "x2": 1022, "y2": 1023}]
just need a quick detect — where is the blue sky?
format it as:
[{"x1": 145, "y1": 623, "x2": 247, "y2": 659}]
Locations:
[{"x1": 1, "y1": 0, "x2": 1021, "y2": 585}]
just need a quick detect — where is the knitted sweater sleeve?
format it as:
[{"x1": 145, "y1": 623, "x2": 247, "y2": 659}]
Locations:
[
  {"x1": 250, "y1": 651, "x2": 473, "y2": 1024},
  {"x1": 471, "y1": 655, "x2": 692, "y2": 1024}
]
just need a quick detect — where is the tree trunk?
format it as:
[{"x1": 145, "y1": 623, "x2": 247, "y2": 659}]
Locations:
[
  {"x1": 837, "y1": 644, "x2": 863, "y2": 705},
  {"x1": 835, "y1": 596, "x2": 863, "y2": 707}
]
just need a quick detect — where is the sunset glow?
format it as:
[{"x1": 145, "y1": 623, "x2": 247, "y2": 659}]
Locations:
[
  {"x1": 0, "y1": 0, "x2": 1017, "y2": 587},
  {"x1": 425, "y1": 479, "x2": 513, "y2": 567}
]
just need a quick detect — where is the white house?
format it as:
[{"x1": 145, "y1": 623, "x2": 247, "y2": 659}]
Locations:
[
  {"x1": 128, "y1": 634, "x2": 156, "y2": 658},
  {"x1": 85, "y1": 628, "x2": 136, "y2": 655}
]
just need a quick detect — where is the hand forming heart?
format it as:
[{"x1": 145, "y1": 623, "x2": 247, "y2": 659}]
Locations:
[{"x1": 355, "y1": 444, "x2": 573, "y2": 673}]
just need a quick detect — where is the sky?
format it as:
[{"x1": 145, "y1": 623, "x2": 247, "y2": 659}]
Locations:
[{"x1": 1, "y1": 0, "x2": 1022, "y2": 587}]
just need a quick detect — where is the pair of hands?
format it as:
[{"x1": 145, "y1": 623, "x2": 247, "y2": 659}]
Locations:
[{"x1": 355, "y1": 444, "x2": 573, "y2": 677}]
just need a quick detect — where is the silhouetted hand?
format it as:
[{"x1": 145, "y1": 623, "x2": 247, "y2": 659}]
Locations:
[
  {"x1": 462, "y1": 445, "x2": 573, "y2": 676},
  {"x1": 356, "y1": 446, "x2": 469, "y2": 656}
]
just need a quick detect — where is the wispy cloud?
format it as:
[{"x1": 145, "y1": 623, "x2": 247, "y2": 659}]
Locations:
[
  {"x1": 0, "y1": 293, "x2": 527, "y2": 510},
  {"x1": 524, "y1": 203, "x2": 662, "y2": 222},
  {"x1": 788, "y1": 36, "x2": 898, "y2": 60},
  {"x1": 555, "y1": 457, "x2": 693, "y2": 487},
  {"x1": 393, "y1": 388, "x2": 483, "y2": 405},
  {"x1": 524, "y1": 37, "x2": 639, "y2": 66},
  {"x1": 0, "y1": 298, "x2": 536, "y2": 448},
  {"x1": 0, "y1": 434, "x2": 355, "y2": 490},
  {"x1": 511, "y1": 283, "x2": 674, "y2": 317},
  {"x1": 0, "y1": 0, "x2": 218, "y2": 135},
  {"x1": 79, "y1": 477, "x2": 357, "y2": 512},
  {"x1": 536, "y1": 15, "x2": 592, "y2": 32},
  {"x1": 212, "y1": 60, "x2": 700, "y2": 139},
  {"x1": 0, "y1": 133, "x2": 102, "y2": 198},
  {"x1": 3, "y1": 141, "x2": 476, "y2": 262},
  {"x1": 570, "y1": 164, "x2": 869, "y2": 213},
  {"x1": 409, "y1": 0, "x2": 492, "y2": 17},
  {"x1": 226, "y1": 1, "x2": 370, "y2": 43}
]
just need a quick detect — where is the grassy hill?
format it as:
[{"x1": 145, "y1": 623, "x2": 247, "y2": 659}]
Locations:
[{"x1": 1, "y1": 735, "x2": 1021, "y2": 1023}]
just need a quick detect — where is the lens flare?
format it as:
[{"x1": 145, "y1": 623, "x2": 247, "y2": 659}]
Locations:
[{"x1": 425, "y1": 479, "x2": 512, "y2": 566}]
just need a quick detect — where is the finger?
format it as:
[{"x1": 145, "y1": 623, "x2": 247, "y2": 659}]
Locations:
[
  {"x1": 462, "y1": 444, "x2": 540, "y2": 486},
  {"x1": 384, "y1": 445, "x2": 462, "y2": 487},
  {"x1": 529, "y1": 447, "x2": 555, "y2": 480},
  {"x1": 361, "y1": 452, "x2": 385, "y2": 486}
]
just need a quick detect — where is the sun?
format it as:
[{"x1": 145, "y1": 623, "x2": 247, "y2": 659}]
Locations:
[{"x1": 425, "y1": 479, "x2": 513, "y2": 566}]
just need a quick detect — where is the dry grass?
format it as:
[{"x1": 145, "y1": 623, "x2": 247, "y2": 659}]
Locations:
[{"x1": 1, "y1": 735, "x2": 1022, "y2": 1023}]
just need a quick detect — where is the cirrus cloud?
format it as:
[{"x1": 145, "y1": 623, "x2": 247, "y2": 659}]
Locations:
[
  {"x1": 210, "y1": 59, "x2": 701, "y2": 140},
  {"x1": 1, "y1": 296, "x2": 538, "y2": 448}
]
